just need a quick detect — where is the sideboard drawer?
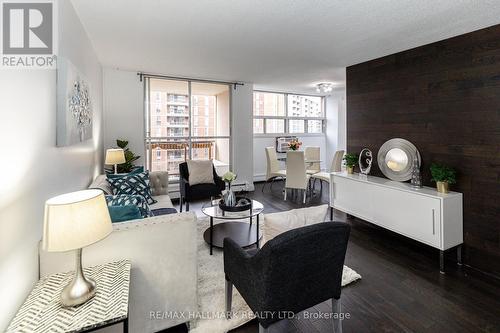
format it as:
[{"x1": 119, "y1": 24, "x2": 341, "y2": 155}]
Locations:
[
  {"x1": 331, "y1": 176, "x2": 373, "y2": 221},
  {"x1": 371, "y1": 186, "x2": 441, "y2": 247}
]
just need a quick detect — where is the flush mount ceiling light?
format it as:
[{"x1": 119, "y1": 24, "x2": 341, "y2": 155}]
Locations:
[{"x1": 316, "y1": 82, "x2": 334, "y2": 94}]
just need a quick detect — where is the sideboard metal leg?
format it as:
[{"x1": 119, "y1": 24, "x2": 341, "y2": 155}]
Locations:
[
  {"x1": 457, "y1": 245, "x2": 463, "y2": 266},
  {"x1": 330, "y1": 207, "x2": 333, "y2": 221},
  {"x1": 440, "y1": 250, "x2": 445, "y2": 274}
]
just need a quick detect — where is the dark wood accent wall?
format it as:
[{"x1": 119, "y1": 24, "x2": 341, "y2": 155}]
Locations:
[{"x1": 347, "y1": 25, "x2": 500, "y2": 278}]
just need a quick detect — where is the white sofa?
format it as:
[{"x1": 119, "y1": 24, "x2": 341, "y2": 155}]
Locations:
[
  {"x1": 39, "y1": 172, "x2": 197, "y2": 333},
  {"x1": 39, "y1": 213, "x2": 198, "y2": 333}
]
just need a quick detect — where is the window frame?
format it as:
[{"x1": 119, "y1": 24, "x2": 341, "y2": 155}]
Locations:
[
  {"x1": 253, "y1": 90, "x2": 326, "y2": 137},
  {"x1": 143, "y1": 77, "x2": 232, "y2": 181}
]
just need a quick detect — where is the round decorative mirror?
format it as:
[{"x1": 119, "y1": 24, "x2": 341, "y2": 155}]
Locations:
[
  {"x1": 377, "y1": 138, "x2": 420, "y2": 181},
  {"x1": 385, "y1": 148, "x2": 408, "y2": 172}
]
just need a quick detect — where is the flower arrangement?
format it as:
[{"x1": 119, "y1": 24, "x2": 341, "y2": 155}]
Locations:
[
  {"x1": 222, "y1": 171, "x2": 237, "y2": 184},
  {"x1": 288, "y1": 139, "x2": 302, "y2": 151}
]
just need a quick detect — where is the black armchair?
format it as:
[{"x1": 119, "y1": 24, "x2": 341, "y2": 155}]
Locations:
[
  {"x1": 224, "y1": 222, "x2": 350, "y2": 332},
  {"x1": 179, "y1": 161, "x2": 225, "y2": 212}
]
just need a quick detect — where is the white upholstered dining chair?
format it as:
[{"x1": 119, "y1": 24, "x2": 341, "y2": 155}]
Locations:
[
  {"x1": 284, "y1": 151, "x2": 310, "y2": 203},
  {"x1": 311, "y1": 150, "x2": 345, "y2": 190},
  {"x1": 263, "y1": 147, "x2": 287, "y2": 192},
  {"x1": 304, "y1": 146, "x2": 321, "y2": 175}
]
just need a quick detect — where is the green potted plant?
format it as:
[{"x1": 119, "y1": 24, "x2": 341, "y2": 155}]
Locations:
[
  {"x1": 430, "y1": 163, "x2": 456, "y2": 193},
  {"x1": 343, "y1": 153, "x2": 358, "y2": 174}
]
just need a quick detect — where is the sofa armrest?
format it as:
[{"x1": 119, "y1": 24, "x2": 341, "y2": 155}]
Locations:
[{"x1": 149, "y1": 171, "x2": 169, "y2": 196}]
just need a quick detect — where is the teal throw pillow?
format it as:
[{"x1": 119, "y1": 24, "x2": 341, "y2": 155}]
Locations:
[
  {"x1": 108, "y1": 205, "x2": 142, "y2": 223},
  {"x1": 107, "y1": 171, "x2": 157, "y2": 204}
]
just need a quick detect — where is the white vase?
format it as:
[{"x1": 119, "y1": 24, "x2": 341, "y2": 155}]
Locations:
[{"x1": 226, "y1": 183, "x2": 236, "y2": 206}]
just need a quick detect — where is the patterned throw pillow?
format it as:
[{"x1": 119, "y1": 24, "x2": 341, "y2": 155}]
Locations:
[
  {"x1": 105, "y1": 194, "x2": 152, "y2": 218},
  {"x1": 107, "y1": 171, "x2": 157, "y2": 205}
]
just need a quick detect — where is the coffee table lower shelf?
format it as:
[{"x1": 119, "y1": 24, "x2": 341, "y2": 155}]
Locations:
[{"x1": 203, "y1": 220, "x2": 261, "y2": 254}]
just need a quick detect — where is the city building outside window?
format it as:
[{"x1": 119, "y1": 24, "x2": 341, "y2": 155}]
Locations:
[
  {"x1": 253, "y1": 91, "x2": 324, "y2": 135},
  {"x1": 145, "y1": 78, "x2": 231, "y2": 180}
]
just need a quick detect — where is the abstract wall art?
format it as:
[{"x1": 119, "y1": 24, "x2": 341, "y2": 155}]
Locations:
[{"x1": 56, "y1": 58, "x2": 93, "y2": 146}]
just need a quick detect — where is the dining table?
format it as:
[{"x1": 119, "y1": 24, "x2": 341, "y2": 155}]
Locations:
[{"x1": 277, "y1": 156, "x2": 322, "y2": 164}]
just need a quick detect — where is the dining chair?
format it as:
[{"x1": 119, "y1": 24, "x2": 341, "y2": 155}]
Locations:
[
  {"x1": 311, "y1": 150, "x2": 345, "y2": 191},
  {"x1": 284, "y1": 151, "x2": 310, "y2": 203},
  {"x1": 263, "y1": 147, "x2": 286, "y2": 192},
  {"x1": 305, "y1": 146, "x2": 321, "y2": 175}
]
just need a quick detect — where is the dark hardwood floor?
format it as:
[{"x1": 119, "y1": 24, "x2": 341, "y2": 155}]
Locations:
[{"x1": 163, "y1": 181, "x2": 500, "y2": 333}]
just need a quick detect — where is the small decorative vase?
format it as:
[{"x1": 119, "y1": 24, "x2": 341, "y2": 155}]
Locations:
[
  {"x1": 410, "y1": 153, "x2": 422, "y2": 188},
  {"x1": 225, "y1": 182, "x2": 236, "y2": 206},
  {"x1": 347, "y1": 166, "x2": 354, "y2": 174},
  {"x1": 436, "y1": 181, "x2": 449, "y2": 194}
]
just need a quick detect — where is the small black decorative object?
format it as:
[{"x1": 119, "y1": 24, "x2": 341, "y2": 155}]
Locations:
[{"x1": 219, "y1": 197, "x2": 252, "y2": 212}]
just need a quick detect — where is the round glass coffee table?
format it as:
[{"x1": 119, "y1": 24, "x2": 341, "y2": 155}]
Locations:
[{"x1": 201, "y1": 199, "x2": 264, "y2": 255}]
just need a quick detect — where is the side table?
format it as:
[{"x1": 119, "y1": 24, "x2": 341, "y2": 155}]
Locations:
[{"x1": 7, "y1": 260, "x2": 131, "y2": 333}]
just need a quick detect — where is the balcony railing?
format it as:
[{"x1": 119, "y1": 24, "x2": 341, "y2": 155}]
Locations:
[{"x1": 149, "y1": 141, "x2": 215, "y2": 176}]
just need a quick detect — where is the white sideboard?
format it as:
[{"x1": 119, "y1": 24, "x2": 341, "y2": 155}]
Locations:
[{"x1": 329, "y1": 172, "x2": 463, "y2": 273}]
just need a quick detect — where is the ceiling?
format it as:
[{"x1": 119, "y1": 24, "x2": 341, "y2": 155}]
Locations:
[{"x1": 71, "y1": 0, "x2": 500, "y2": 94}]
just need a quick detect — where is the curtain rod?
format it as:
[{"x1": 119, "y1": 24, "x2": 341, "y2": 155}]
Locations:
[{"x1": 137, "y1": 72, "x2": 244, "y2": 89}]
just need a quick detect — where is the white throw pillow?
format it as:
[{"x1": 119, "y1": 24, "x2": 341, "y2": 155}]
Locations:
[
  {"x1": 186, "y1": 159, "x2": 215, "y2": 186},
  {"x1": 262, "y1": 204, "x2": 329, "y2": 245}
]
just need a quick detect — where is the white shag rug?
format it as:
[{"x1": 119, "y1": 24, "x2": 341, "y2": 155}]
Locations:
[{"x1": 189, "y1": 217, "x2": 361, "y2": 333}]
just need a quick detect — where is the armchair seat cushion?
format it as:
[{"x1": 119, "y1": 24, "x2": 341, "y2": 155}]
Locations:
[{"x1": 188, "y1": 183, "x2": 223, "y2": 200}]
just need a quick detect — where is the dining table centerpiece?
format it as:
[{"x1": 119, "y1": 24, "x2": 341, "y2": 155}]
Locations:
[{"x1": 288, "y1": 139, "x2": 302, "y2": 151}]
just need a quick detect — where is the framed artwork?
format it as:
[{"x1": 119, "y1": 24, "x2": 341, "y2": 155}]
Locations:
[{"x1": 56, "y1": 58, "x2": 92, "y2": 146}]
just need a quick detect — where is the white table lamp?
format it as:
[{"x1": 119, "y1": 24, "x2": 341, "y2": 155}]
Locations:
[
  {"x1": 43, "y1": 189, "x2": 112, "y2": 307},
  {"x1": 105, "y1": 148, "x2": 126, "y2": 174}
]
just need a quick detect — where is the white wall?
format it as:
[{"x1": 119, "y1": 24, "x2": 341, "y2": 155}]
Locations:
[
  {"x1": 0, "y1": 1, "x2": 103, "y2": 330},
  {"x1": 103, "y1": 68, "x2": 145, "y2": 165},
  {"x1": 231, "y1": 83, "x2": 255, "y2": 190},
  {"x1": 325, "y1": 89, "x2": 347, "y2": 169}
]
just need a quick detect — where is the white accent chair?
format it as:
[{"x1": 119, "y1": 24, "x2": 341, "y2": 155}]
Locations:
[
  {"x1": 305, "y1": 146, "x2": 321, "y2": 175},
  {"x1": 311, "y1": 150, "x2": 345, "y2": 191},
  {"x1": 263, "y1": 147, "x2": 286, "y2": 192},
  {"x1": 284, "y1": 150, "x2": 310, "y2": 203}
]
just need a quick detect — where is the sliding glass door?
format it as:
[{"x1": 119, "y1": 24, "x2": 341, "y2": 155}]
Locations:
[{"x1": 144, "y1": 77, "x2": 231, "y2": 181}]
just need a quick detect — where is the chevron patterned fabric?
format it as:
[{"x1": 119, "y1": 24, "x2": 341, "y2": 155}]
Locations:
[
  {"x1": 108, "y1": 171, "x2": 157, "y2": 204},
  {"x1": 106, "y1": 194, "x2": 152, "y2": 217},
  {"x1": 7, "y1": 260, "x2": 131, "y2": 333}
]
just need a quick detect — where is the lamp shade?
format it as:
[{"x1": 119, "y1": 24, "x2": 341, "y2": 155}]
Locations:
[
  {"x1": 105, "y1": 148, "x2": 126, "y2": 165},
  {"x1": 43, "y1": 190, "x2": 112, "y2": 252}
]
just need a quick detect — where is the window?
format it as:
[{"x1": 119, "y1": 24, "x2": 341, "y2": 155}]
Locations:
[
  {"x1": 145, "y1": 78, "x2": 231, "y2": 180},
  {"x1": 253, "y1": 91, "x2": 324, "y2": 135}
]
